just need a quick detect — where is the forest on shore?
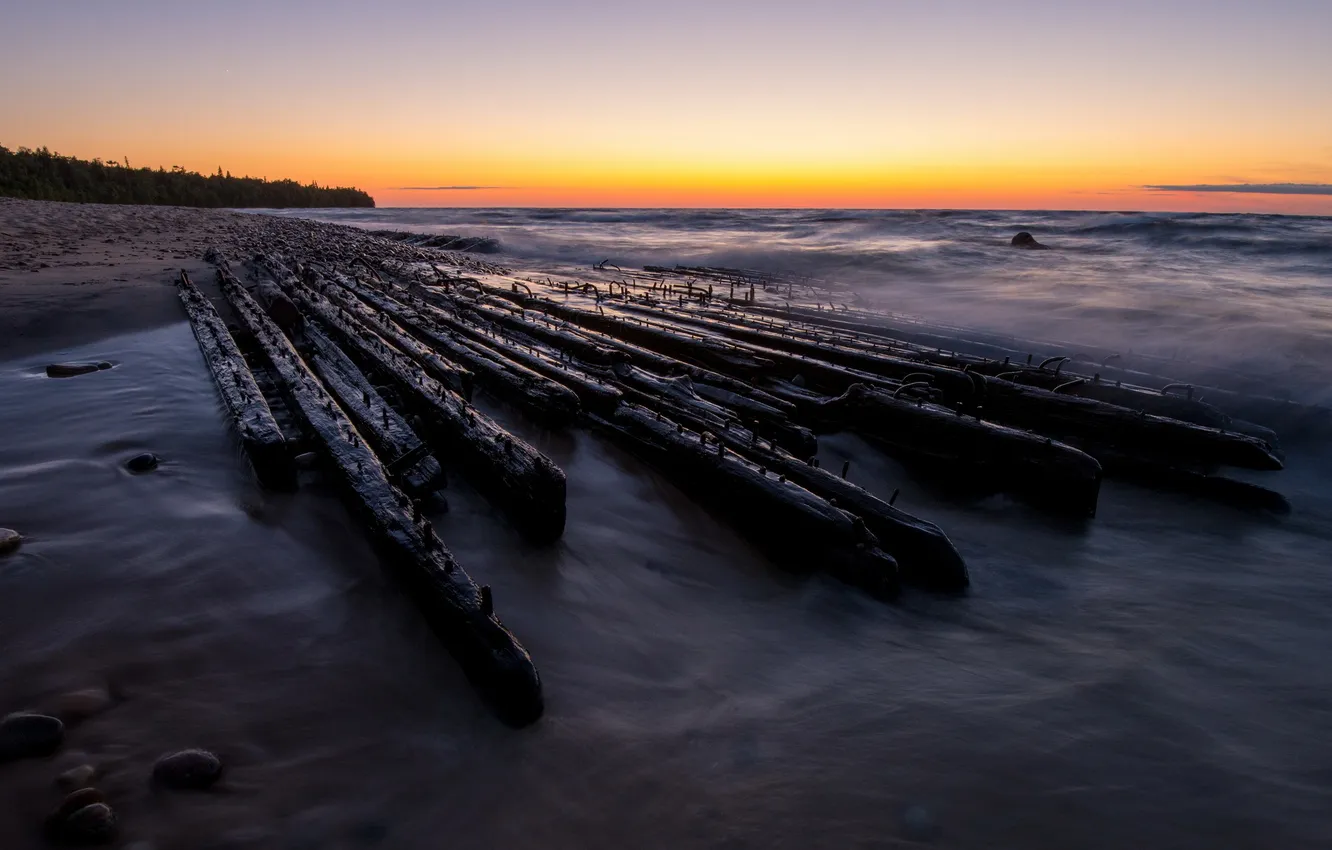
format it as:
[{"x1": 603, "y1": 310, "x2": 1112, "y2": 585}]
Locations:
[{"x1": 0, "y1": 146, "x2": 374, "y2": 208}]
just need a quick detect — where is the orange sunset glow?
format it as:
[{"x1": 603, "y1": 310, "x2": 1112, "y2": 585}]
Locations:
[{"x1": 4, "y1": 1, "x2": 1330, "y2": 212}]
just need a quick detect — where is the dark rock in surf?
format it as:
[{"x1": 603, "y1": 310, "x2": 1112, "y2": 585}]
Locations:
[
  {"x1": 0, "y1": 528, "x2": 20, "y2": 555},
  {"x1": 125, "y1": 453, "x2": 160, "y2": 473},
  {"x1": 46, "y1": 787, "x2": 106, "y2": 831},
  {"x1": 0, "y1": 712, "x2": 64, "y2": 762},
  {"x1": 1010, "y1": 231, "x2": 1048, "y2": 250},
  {"x1": 45, "y1": 362, "x2": 112, "y2": 378},
  {"x1": 47, "y1": 791, "x2": 117, "y2": 846},
  {"x1": 152, "y1": 749, "x2": 223, "y2": 790}
]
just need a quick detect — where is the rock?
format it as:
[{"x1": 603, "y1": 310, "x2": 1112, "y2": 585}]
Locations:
[
  {"x1": 1010, "y1": 231, "x2": 1049, "y2": 250},
  {"x1": 0, "y1": 712, "x2": 64, "y2": 761},
  {"x1": 57, "y1": 764, "x2": 98, "y2": 790},
  {"x1": 48, "y1": 788, "x2": 106, "y2": 827},
  {"x1": 125, "y1": 453, "x2": 160, "y2": 473},
  {"x1": 51, "y1": 688, "x2": 114, "y2": 725},
  {"x1": 46, "y1": 363, "x2": 111, "y2": 378},
  {"x1": 55, "y1": 802, "x2": 118, "y2": 845},
  {"x1": 294, "y1": 451, "x2": 319, "y2": 469},
  {"x1": 0, "y1": 528, "x2": 20, "y2": 555},
  {"x1": 152, "y1": 749, "x2": 222, "y2": 790}
]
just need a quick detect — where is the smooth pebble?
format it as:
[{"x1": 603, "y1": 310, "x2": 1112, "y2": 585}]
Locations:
[
  {"x1": 0, "y1": 712, "x2": 64, "y2": 761},
  {"x1": 152, "y1": 748, "x2": 223, "y2": 790}
]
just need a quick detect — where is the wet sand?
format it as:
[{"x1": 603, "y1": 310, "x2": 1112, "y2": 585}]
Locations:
[{"x1": 2, "y1": 200, "x2": 1330, "y2": 849}]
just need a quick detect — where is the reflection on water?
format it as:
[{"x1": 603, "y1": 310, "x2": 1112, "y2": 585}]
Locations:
[{"x1": 1, "y1": 322, "x2": 1331, "y2": 849}]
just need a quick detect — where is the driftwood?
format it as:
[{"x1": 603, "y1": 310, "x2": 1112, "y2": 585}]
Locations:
[
  {"x1": 612, "y1": 302, "x2": 1284, "y2": 472},
  {"x1": 176, "y1": 271, "x2": 294, "y2": 489},
  {"x1": 277, "y1": 271, "x2": 568, "y2": 542},
  {"x1": 271, "y1": 262, "x2": 474, "y2": 400},
  {"x1": 591, "y1": 402, "x2": 901, "y2": 599},
  {"x1": 253, "y1": 278, "x2": 302, "y2": 331},
  {"x1": 301, "y1": 321, "x2": 447, "y2": 498},
  {"x1": 410, "y1": 298, "x2": 625, "y2": 415},
  {"x1": 215, "y1": 266, "x2": 543, "y2": 726},
  {"x1": 606, "y1": 365, "x2": 966, "y2": 590},
  {"x1": 816, "y1": 384, "x2": 1103, "y2": 517},
  {"x1": 335, "y1": 277, "x2": 582, "y2": 427}
]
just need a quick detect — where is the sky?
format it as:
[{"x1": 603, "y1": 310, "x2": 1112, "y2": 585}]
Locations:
[{"x1": 2, "y1": 0, "x2": 1330, "y2": 212}]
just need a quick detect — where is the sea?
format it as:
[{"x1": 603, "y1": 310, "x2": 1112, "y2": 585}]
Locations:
[{"x1": 2, "y1": 208, "x2": 1330, "y2": 849}]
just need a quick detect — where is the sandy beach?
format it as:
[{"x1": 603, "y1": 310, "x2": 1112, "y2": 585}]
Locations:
[{"x1": 2, "y1": 199, "x2": 1330, "y2": 850}]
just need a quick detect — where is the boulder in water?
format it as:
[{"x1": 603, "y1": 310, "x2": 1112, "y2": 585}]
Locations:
[
  {"x1": 125, "y1": 453, "x2": 160, "y2": 473},
  {"x1": 152, "y1": 749, "x2": 223, "y2": 790},
  {"x1": 0, "y1": 712, "x2": 64, "y2": 761},
  {"x1": 46, "y1": 362, "x2": 112, "y2": 378},
  {"x1": 1011, "y1": 231, "x2": 1048, "y2": 250},
  {"x1": 0, "y1": 528, "x2": 20, "y2": 555}
]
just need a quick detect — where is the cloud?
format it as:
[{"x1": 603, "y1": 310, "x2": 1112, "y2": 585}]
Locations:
[
  {"x1": 393, "y1": 185, "x2": 511, "y2": 191},
  {"x1": 1144, "y1": 183, "x2": 1332, "y2": 196}
]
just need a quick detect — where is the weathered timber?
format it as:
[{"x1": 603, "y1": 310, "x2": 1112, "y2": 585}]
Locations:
[
  {"x1": 1094, "y1": 449, "x2": 1292, "y2": 514},
  {"x1": 253, "y1": 278, "x2": 302, "y2": 331},
  {"x1": 590, "y1": 402, "x2": 901, "y2": 600},
  {"x1": 301, "y1": 321, "x2": 447, "y2": 497},
  {"x1": 277, "y1": 272, "x2": 568, "y2": 541},
  {"x1": 612, "y1": 302, "x2": 1284, "y2": 472},
  {"x1": 607, "y1": 366, "x2": 965, "y2": 590},
  {"x1": 488, "y1": 293, "x2": 776, "y2": 378},
  {"x1": 176, "y1": 271, "x2": 294, "y2": 489},
  {"x1": 333, "y1": 275, "x2": 581, "y2": 427},
  {"x1": 422, "y1": 291, "x2": 624, "y2": 365},
  {"x1": 816, "y1": 384, "x2": 1103, "y2": 517},
  {"x1": 215, "y1": 267, "x2": 543, "y2": 726},
  {"x1": 263, "y1": 258, "x2": 474, "y2": 400},
  {"x1": 743, "y1": 302, "x2": 1329, "y2": 439},
  {"x1": 408, "y1": 298, "x2": 625, "y2": 414}
]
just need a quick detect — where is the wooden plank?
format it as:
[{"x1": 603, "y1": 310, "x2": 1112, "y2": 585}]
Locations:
[
  {"x1": 215, "y1": 266, "x2": 544, "y2": 726},
  {"x1": 176, "y1": 271, "x2": 294, "y2": 489}
]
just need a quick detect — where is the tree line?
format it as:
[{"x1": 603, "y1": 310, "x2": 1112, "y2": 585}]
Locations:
[{"x1": 0, "y1": 146, "x2": 375, "y2": 208}]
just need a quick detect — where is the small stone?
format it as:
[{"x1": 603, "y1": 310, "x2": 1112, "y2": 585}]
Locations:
[
  {"x1": 57, "y1": 764, "x2": 98, "y2": 790},
  {"x1": 57, "y1": 802, "x2": 118, "y2": 845},
  {"x1": 52, "y1": 688, "x2": 114, "y2": 724},
  {"x1": 294, "y1": 451, "x2": 318, "y2": 468},
  {"x1": 48, "y1": 787, "x2": 106, "y2": 828},
  {"x1": 125, "y1": 453, "x2": 160, "y2": 473},
  {"x1": 152, "y1": 749, "x2": 223, "y2": 790},
  {"x1": 0, "y1": 712, "x2": 64, "y2": 761},
  {"x1": 0, "y1": 527, "x2": 20, "y2": 555}
]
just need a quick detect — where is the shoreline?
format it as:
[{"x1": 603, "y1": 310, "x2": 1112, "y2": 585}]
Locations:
[{"x1": 2, "y1": 198, "x2": 1330, "y2": 849}]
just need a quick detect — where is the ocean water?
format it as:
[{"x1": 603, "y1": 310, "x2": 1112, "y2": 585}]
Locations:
[
  {"x1": 2, "y1": 210, "x2": 1331, "y2": 848},
  {"x1": 275, "y1": 208, "x2": 1332, "y2": 405}
]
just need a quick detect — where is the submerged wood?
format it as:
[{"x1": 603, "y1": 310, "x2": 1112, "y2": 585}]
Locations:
[
  {"x1": 176, "y1": 271, "x2": 294, "y2": 489},
  {"x1": 816, "y1": 383, "x2": 1103, "y2": 517},
  {"x1": 591, "y1": 402, "x2": 901, "y2": 600},
  {"x1": 301, "y1": 321, "x2": 446, "y2": 497},
  {"x1": 608, "y1": 365, "x2": 966, "y2": 590},
  {"x1": 277, "y1": 270, "x2": 568, "y2": 542},
  {"x1": 410, "y1": 297, "x2": 625, "y2": 414},
  {"x1": 335, "y1": 276, "x2": 582, "y2": 427},
  {"x1": 215, "y1": 266, "x2": 543, "y2": 726},
  {"x1": 613, "y1": 301, "x2": 1284, "y2": 472},
  {"x1": 261, "y1": 260, "x2": 474, "y2": 400},
  {"x1": 743, "y1": 302, "x2": 1328, "y2": 439}
]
